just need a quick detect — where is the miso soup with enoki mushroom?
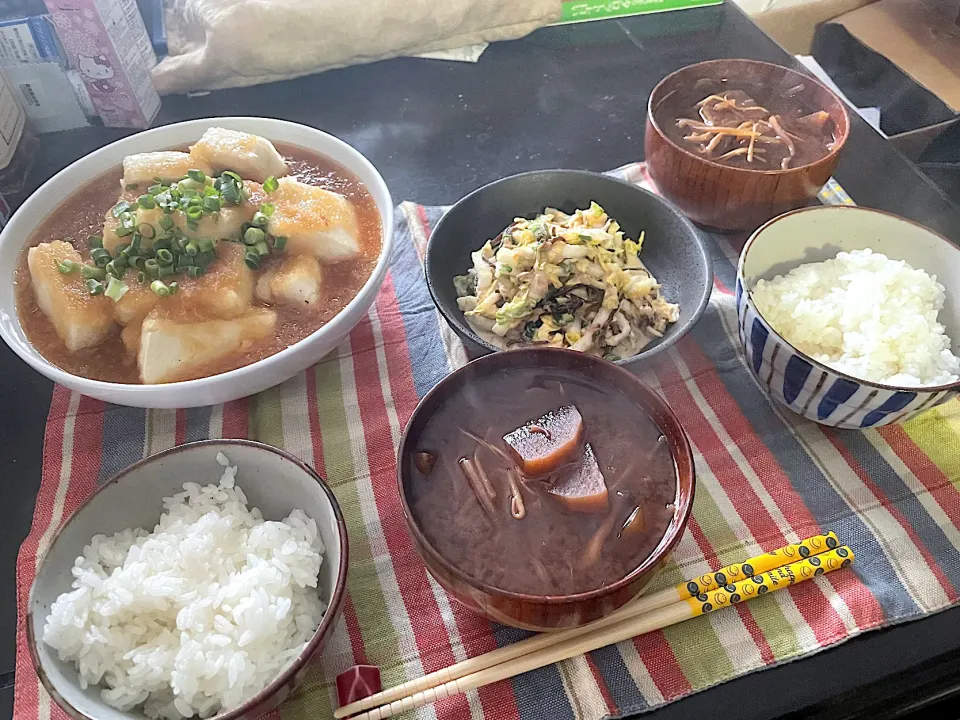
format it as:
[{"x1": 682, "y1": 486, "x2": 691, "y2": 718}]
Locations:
[
  {"x1": 405, "y1": 368, "x2": 678, "y2": 596},
  {"x1": 659, "y1": 78, "x2": 837, "y2": 170}
]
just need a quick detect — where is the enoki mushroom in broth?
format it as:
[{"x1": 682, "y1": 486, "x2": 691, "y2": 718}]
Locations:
[
  {"x1": 407, "y1": 371, "x2": 679, "y2": 595},
  {"x1": 674, "y1": 88, "x2": 835, "y2": 170}
]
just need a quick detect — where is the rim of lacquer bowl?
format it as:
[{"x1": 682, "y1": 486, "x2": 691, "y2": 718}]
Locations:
[
  {"x1": 647, "y1": 58, "x2": 851, "y2": 175},
  {"x1": 26, "y1": 438, "x2": 350, "y2": 720},
  {"x1": 396, "y1": 347, "x2": 696, "y2": 606},
  {"x1": 738, "y1": 204, "x2": 960, "y2": 395}
]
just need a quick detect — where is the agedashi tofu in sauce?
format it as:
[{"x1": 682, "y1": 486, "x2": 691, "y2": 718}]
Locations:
[
  {"x1": 14, "y1": 128, "x2": 382, "y2": 384},
  {"x1": 407, "y1": 370, "x2": 678, "y2": 595}
]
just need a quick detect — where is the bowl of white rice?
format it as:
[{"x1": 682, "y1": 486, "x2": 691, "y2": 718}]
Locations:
[
  {"x1": 26, "y1": 439, "x2": 349, "y2": 720},
  {"x1": 736, "y1": 205, "x2": 960, "y2": 428}
]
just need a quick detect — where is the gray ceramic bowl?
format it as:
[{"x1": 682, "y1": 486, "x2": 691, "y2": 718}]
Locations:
[
  {"x1": 27, "y1": 439, "x2": 349, "y2": 720},
  {"x1": 425, "y1": 170, "x2": 713, "y2": 369}
]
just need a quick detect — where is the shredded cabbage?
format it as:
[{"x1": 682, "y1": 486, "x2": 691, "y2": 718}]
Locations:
[{"x1": 452, "y1": 204, "x2": 679, "y2": 359}]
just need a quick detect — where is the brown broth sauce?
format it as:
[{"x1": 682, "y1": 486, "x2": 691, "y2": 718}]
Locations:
[
  {"x1": 407, "y1": 371, "x2": 678, "y2": 595},
  {"x1": 13, "y1": 143, "x2": 382, "y2": 384}
]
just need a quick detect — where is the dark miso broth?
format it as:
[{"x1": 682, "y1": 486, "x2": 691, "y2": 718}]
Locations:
[
  {"x1": 406, "y1": 369, "x2": 678, "y2": 595},
  {"x1": 657, "y1": 77, "x2": 836, "y2": 170}
]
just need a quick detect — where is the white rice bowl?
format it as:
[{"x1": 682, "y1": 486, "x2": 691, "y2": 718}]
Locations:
[
  {"x1": 42, "y1": 453, "x2": 326, "y2": 720},
  {"x1": 752, "y1": 248, "x2": 960, "y2": 386}
]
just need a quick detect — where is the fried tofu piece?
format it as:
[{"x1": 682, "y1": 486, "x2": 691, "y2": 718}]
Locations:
[
  {"x1": 267, "y1": 178, "x2": 360, "y2": 263},
  {"x1": 27, "y1": 241, "x2": 116, "y2": 352},
  {"x1": 121, "y1": 320, "x2": 143, "y2": 356},
  {"x1": 173, "y1": 205, "x2": 252, "y2": 242},
  {"x1": 121, "y1": 151, "x2": 212, "y2": 189},
  {"x1": 102, "y1": 204, "x2": 254, "y2": 255},
  {"x1": 138, "y1": 308, "x2": 276, "y2": 384},
  {"x1": 256, "y1": 254, "x2": 323, "y2": 308},
  {"x1": 189, "y1": 127, "x2": 288, "y2": 183},
  {"x1": 102, "y1": 205, "x2": 164, "y2": 255},
  {"x1": 168, "y1": 243, "x2": 254, "y2": 319},
  {"x1": 113, "y1": 279, "x2": 159, "y2": 326}
]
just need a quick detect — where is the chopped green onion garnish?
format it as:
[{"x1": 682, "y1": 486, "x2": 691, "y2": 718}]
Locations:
[
  {"x1": 273, "y1": 236, "x2": 287, "y2": 251},
  {"x1": 198, "y1": 238, "x2": 216, "y2": 253},
  {"x1": 203, "y1": 185, "x2": 218, "y2": 197},
  {"x1": 185, "y1": 241, "x2": 199, "y2": 256},
  {"x1": 105, "y1": 276, "x2": 128, "y2": 301},
  {"x1": 137, "y1": 271, "x2": 147, "y2": 284},
  {"x1": 147, "y1": 184, "x2": 163, "y2": 195},
  {"x1": 86, "y1": 279, "x2": 104, "y2": 295},
  {"x1": 155, "y1": 248, "x2": 174, "y2": 266},
  {"x1": 502, "y1": 265, "x2": 513, "y2": 272},
  {"x1": 57, "y1": 260, "x2": 80, "y2": 274},
  {"x1": 187, "y1": 265, "x2": 205, "y2": 278},
  {"x1": 244, "y1": 252, "x2": 260, "y2": 270},
  {"x1": 138, "y1": 223, "x2": 156, "y2": 239},
  {"x1": 111, "y1": 201, "x2": 132, "y2": 218},
  {"x1": 150, "y1": 280, "x2": 171, "y2": 297},
  {"x1": 186, "y1": 206, "x2": 202, "y2": 220},
  {"x1": 81, "y1": 264, "x2": 105, "y2": 280},
  {"x1": 125, "y1": 183, "x2": 138, "y2": 191},
  {"x1": 176, "y1": 255, "x2": 195, "y2": 270},
  {"x1": 187, "y1": 169, "x2": 207, "y2": 183},
  {"x1": 168, "y1": 281, "x2": 180, "y2": 294},
  {"x1": 115, "y1": 225, "x2": 134, "y2": 238},
  {"x1": 196, "y1": 250, "x2": 216, "y2": 267},
  {"x1": 263, "y1": 176, "x2": 279, "y2": 193},
  {"x1": 87, "y1": 235, "x2": 103, "y2": 249},
  {"x1": 158, "y1": 265, "x2": 175, "y2": 278},
  {"x1": 137, "y1": 194, "x2": 156, "y2": 209},
  {"x1": 255, "y1": 241, "x2": 269, "y2": 257},
  {"x1": 158, "y1": 215, "x2": 175, "y2": 231},
  {"x1": 244, "y1": 227, "x2": 265, "y2": 245},
  {"x1": 145, "y1": 259, "x2": 160, "y2": 276},
  {"x1": 129, "y1": 256, "x2": 146, "y2": 271},
  {"x1": 178, "y1": 178, "x2": 201, "y2": 193},
  {"x1": 203, "y1": 196, "x2": 221, "y2": 213},
  {"x1": 259, "y1": 202, "x2": 275, "y2": 217},
  {"x1": 251, "y1": 212, "x2": 269, "y2": 228},
  {"x1": 92, "y1": 248, "x2": 111, "y2": 267},
  {"x1": 105, "y1": 260, "x2": 121, "y2": 277},
  {"x1": 223, "y1": 171, "x2": 242, "y2": 183}
]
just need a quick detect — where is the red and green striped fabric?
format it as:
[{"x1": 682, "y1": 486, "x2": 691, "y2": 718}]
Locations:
[{"x1": 15, "y1": 164, "x2": 960, "y2": 720}]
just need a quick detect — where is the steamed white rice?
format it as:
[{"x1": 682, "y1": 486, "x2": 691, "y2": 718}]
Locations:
[
  {"x1": 752, "y1": 248, "x2": 960, "y2": 386},
  {"x1": 43, "y1": 453, "x2": 326, "y2": 720}
]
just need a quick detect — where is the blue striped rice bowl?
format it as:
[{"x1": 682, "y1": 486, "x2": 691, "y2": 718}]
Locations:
[{"x1": 735, "y1": 206, "x2": 960, "y2": 429}]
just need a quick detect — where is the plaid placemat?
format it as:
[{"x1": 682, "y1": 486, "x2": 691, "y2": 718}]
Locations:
[{"x1": 15, "y1": 163, "x2": 960, "y2": 720}]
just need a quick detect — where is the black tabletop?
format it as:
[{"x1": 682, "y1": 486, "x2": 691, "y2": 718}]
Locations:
[{"x1": 5, "y1": 3, "x2": 960, "y2": 718}]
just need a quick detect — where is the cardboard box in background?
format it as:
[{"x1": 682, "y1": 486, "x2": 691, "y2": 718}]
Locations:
[
  {"x1": 0, "y1": 14, "x2": 61, "y2": 64},
  {"x1": 734, "y1": 0, "x2": 874, "y2": 55},
  {"x1": 827, "y1": 0, "x2": 960, "y2": 113},
  {"x1": 42, "y1": 0, "x2": 159, "y2": 128}
]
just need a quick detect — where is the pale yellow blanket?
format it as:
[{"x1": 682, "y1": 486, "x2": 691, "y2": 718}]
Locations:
[{"x1": 153, "y1": 0, "x2": 562, "y2": 94}]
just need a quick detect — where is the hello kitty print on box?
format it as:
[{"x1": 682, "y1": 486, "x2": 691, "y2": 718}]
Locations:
[{"x1": 43, "y1": 0, "x2": 160, "y2": 128}]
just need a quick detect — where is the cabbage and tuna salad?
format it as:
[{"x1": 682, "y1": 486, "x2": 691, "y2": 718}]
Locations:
[{"x1": 453, "y1": 203, "x2": 679, "y2": 361}]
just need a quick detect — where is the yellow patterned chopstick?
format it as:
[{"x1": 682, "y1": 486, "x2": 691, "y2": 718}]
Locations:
[
  {"x1": 335, "y1": 532, "x2": 839, "y2": 718},
  {"x1": 345, "y1": 547, "x2": 855, "y2": 719}
]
